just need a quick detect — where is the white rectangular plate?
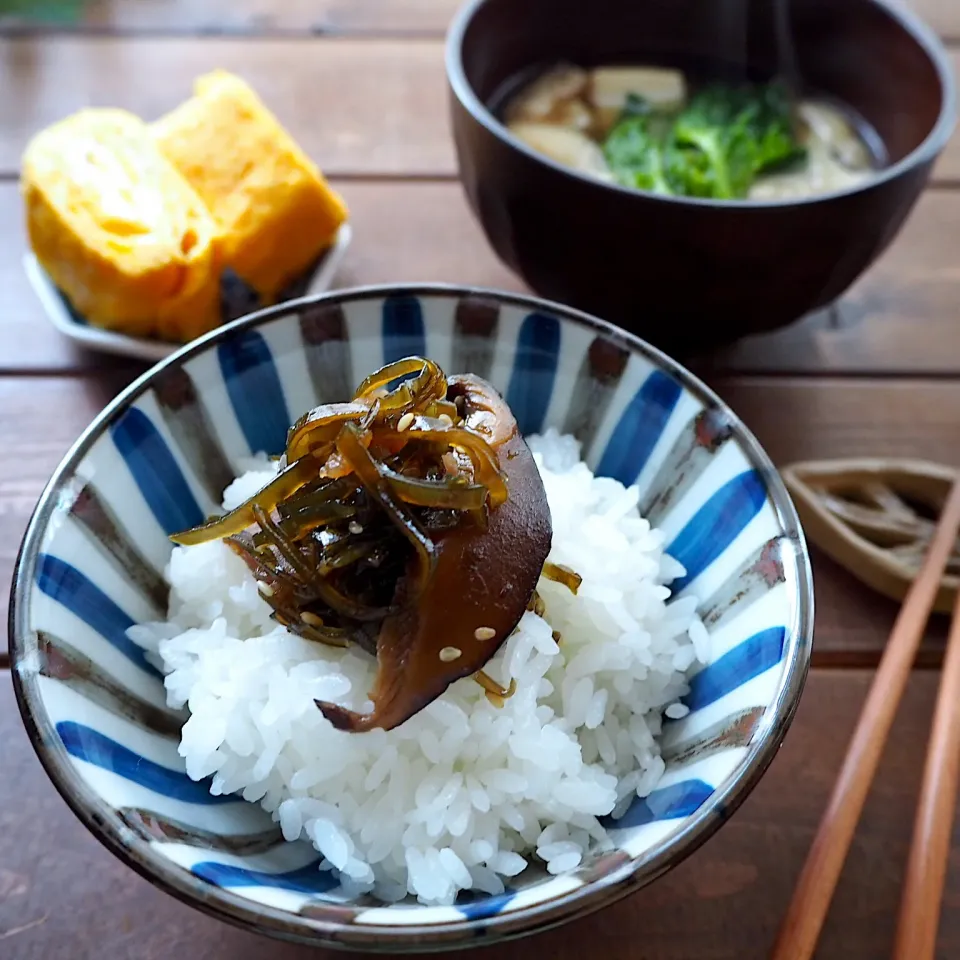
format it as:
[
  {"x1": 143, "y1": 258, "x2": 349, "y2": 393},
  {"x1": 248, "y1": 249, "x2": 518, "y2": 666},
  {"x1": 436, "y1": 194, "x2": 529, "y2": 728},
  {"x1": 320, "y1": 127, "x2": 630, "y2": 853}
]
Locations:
[{"x1": 24, "y1": 223, "x2": 352, "y2": 362}]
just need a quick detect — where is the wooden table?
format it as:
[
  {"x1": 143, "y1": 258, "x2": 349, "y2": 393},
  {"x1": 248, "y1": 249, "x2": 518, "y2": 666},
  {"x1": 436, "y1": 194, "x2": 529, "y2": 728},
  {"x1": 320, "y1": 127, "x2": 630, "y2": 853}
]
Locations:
[{"x1": 2, "y1": 2, "x2": 960, "y2": 957}]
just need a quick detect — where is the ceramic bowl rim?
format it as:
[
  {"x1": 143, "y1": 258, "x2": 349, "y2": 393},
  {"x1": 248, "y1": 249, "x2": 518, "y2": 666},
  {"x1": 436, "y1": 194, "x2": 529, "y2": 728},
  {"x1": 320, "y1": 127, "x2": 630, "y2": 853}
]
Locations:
[
  {"x1": 444, "y1": 0, "x2": 957, "y2": 210},
  {"x1": 9, "y1": 283, "x2": 814, "y2": 952}
]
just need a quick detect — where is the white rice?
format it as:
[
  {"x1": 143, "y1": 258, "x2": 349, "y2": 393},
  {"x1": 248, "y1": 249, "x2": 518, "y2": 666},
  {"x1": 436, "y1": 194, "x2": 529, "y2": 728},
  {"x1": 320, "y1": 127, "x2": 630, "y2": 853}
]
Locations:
[{"x1": 129, "y1": 428, "x2": 708, "y2": 905}]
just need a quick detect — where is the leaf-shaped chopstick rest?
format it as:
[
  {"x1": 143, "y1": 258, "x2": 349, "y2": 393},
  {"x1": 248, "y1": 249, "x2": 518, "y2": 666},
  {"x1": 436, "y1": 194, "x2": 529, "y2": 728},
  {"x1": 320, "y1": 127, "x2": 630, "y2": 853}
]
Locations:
[{"x1": 783, "y1": 458, "x2": 960, "y2": 614}]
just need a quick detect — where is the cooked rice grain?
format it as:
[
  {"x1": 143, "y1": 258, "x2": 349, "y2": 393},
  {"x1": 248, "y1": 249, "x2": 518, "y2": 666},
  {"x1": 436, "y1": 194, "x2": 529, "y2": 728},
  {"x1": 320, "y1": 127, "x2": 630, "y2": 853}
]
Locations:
[{"x1": 129, "y1": 428, "x2": 708, "y2": 905}]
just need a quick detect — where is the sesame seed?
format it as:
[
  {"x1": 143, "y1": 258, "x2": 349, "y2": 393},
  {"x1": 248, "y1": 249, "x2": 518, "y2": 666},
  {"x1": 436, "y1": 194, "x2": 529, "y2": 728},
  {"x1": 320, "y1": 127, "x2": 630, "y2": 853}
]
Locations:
[
  {"x1": 348, "y1": 521, "x2": 364, "y2": 534},
  {"x1": 474, "y1": 626, "x2": 496, "y2": 641},
  {"x1": 437, "y1": 413, "x2": 454, "y2": 426},
  {"x1": 397, "y1": 412, "x2": 414, "y2": 431},
  {"x1": 257, "y1": 581, "x2": 274, "y2": 597},
  {"x1": 439, "y1": 646, "x2": 462, "y2": 662},
  {"x1": 301, "y1": 611, "x2": 324, "y2": 627}
]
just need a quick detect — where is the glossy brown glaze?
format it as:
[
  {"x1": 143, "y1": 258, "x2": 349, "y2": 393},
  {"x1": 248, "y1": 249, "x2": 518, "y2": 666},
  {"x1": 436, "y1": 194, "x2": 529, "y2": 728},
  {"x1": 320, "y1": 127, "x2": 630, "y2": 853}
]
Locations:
[
  {"x1": 446, "y1": 0, "x2": 955, "y2": 355},
  {"x1": 316, "y1": 374, "x2": 552, "y2": 732}
]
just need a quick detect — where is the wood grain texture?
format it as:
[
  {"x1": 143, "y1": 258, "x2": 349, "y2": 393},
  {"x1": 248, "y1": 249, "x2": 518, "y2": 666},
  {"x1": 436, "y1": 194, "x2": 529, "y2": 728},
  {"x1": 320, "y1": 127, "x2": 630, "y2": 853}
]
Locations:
[
  {"x1": 892, "y1": 585, "x2": 960, "y2": 960},
  {"x1": 0, "y1": 186, "x2": 122, "y2": 373},
  {"x1": 770, "y1": 479, "x2": 960, "y2": 960},
  {"x1": 73, "y1": 0, "x2": 460, "y2": 33},
  {"x1": 7, "y1": 0, "x2": 959, "y2": 40},
  {"x1": 0, "y1": 6, "x2": 957, "y2": 956},
  {"x1": 1, "y1": 668, "x2": 958, "y2": 959},
  {"x1": 7, "y1": 180, "x2": 960, "y2": 376},
  {"x1": 0, "y1": 373, "x2": 140, "y2": 634},
  {"x1": 1, "y1": 375, "x2": 958, "y2": 665},
  {"x1": 712, "y1": 188, "x2": 960, "y2": 375},
  {"x1": 0, "y1": 37, "x2": 958, "y2": 180},
  {"x1": 716, "y1": 376, "x2": 960, "y2": 666},
  {"x1": 0, "y1": 38, "x2": 448, "y2": 177}
]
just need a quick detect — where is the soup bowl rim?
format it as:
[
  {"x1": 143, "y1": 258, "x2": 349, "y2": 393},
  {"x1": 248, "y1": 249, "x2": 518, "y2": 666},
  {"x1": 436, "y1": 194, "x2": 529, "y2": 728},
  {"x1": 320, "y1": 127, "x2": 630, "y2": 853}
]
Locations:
[{"x1": 444, "y1": 0, "x2": 958, "y2": 210}]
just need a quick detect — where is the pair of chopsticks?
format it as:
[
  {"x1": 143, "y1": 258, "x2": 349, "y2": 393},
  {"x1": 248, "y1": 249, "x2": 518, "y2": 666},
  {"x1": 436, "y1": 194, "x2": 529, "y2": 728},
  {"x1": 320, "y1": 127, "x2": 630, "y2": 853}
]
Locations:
[{"x1": 771, "y1": 480, "x2": 960, "y2": 960}]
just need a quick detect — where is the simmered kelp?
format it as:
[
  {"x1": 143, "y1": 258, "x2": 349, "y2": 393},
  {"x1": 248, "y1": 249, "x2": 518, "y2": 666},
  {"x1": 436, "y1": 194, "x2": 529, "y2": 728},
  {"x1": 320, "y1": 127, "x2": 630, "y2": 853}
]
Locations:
[{"x1": 171, "y1": 357, "x2": 554, "y2": 731}]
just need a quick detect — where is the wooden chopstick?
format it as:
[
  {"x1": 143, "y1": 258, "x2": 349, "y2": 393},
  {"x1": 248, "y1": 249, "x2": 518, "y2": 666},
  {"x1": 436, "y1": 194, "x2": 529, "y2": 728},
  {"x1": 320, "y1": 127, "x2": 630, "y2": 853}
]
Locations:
[
  {"x1": 892, "y1": 579, "x2": 960, "y2": 959},
  {"x1": 770, "y1": 478, "x2": 960, "y2": 960}
]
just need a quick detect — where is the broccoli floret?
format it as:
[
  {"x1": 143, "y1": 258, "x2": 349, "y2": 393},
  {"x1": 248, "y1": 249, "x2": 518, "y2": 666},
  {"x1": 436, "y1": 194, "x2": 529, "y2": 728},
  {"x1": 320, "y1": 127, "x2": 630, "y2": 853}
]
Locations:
[
  {"x1": 602, "y1": 110, "x2": 672, "y2": 195},
  {"x1": 600, "y1": 80, "x2": 805, "y2": 200},
  {"x1": 747, "y1": 80, "x2": 808, "y2": 172},
  {"x1": 667, "y1": 80, "x2": 806, "y2": 199}
]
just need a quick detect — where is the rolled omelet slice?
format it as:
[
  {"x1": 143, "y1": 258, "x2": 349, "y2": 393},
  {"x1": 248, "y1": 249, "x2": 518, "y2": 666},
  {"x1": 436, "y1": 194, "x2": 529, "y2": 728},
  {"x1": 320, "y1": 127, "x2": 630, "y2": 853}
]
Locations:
[
  {"x1": 151, "y1": 70, "x2": 349, "y2": 302},
  {"x1": 22, "y1": 108, "x2": 221, "y2": 342}
]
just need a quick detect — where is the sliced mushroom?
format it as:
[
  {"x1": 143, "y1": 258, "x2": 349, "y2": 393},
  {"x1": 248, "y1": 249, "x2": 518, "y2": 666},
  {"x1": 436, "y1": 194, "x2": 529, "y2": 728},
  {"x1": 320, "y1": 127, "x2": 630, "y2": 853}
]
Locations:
[
  {"x1": 797, "y1": 101, "x2": 873, "y2": 171},
  {"x1": 534, "y1": 98, "x2": 594, "y2": 132},
  {"x1": 750, "y1": 100, "x2": 873, "y2": 200},
  {"x1": 748, "y1": 142, "x2": 870, "y2": 199},
  {"x1": 504, "y1": 63, "x2": 589, "y2": 125},
  {"x1": 507, "y1": 121, "x2": 613, "y2": 181},
  {"x1": 315, "y1": 374, "x2": 553, "y2": 733}
]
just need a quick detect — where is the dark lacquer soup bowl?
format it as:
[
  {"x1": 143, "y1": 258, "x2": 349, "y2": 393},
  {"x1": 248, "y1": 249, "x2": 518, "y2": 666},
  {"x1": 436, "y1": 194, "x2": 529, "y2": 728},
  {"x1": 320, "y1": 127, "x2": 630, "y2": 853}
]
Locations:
[{"x1": 446, "y1": 0, "x2": 956, "y2": 354}]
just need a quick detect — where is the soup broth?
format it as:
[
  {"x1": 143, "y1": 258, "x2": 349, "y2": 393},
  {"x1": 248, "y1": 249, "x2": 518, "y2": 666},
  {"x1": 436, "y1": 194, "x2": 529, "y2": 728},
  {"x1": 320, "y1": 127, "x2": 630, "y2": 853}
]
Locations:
[{"x1": 501, "y1": 63, "x2": 881, "y2": 201}]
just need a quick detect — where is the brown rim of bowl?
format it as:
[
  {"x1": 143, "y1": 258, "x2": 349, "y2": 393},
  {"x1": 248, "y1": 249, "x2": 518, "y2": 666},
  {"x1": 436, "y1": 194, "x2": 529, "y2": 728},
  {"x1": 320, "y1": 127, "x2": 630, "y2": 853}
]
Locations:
[
  {"x1": 8, "y1": 283, "x2": 814, "y2": 952},
  {"x1": 444, "y1": 0, "x2": 958, "y2": 210}
]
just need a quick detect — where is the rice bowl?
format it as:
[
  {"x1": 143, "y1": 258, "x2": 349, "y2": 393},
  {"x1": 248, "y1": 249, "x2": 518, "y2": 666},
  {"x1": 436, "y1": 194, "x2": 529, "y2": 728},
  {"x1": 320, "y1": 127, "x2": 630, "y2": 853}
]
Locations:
[{"x1": 9, "y1": 285, "x2": 812, "y2": 949}]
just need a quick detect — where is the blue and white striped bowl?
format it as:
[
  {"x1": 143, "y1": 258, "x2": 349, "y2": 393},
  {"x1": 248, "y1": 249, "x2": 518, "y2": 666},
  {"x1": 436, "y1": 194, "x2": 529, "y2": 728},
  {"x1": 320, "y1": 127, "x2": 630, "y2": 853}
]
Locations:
[{"x1": 9, "y1": 285, "x2": 813, "y2": 951}]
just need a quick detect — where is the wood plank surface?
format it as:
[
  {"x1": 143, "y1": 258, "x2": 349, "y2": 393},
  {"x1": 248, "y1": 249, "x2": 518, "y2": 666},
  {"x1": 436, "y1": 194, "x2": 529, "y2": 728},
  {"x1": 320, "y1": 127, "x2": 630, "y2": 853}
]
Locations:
[
  {"x1": 1, "y1": 38, "x2": 958, "y2": 181},
  {"x1": 0, "y1": 373, "x2": 139, "y2": 638},
  {"x1": 73, "y1": 0, "x2": 460, "y2": 34},
  {"x1": 716, "y1": 377, "x2": 960, "y2": 667},
  {"x1": 0, "y1": 186, "x2": 124, "y2": 373},
  {"x1": 6, "y1": 180, "x2": 960, "y2": 376},
  {"x1": 2, "y1": 375, "x2": 957, "y2": 666},
  {"x1": 2, "y1": 2, "x2": 960, "y2": 957},
  {"x1": 715, "y1": 188, "x2": 960, "y2": 374},
  {"x1": 4, "y1": 0, "x2": 957, "y2": 41},
  {"x1": 0, "y1": 38, "x2": 449, "y2": 177},
  {"x1": 2, "y1": 668, "x2": 957, "y2": 959}
]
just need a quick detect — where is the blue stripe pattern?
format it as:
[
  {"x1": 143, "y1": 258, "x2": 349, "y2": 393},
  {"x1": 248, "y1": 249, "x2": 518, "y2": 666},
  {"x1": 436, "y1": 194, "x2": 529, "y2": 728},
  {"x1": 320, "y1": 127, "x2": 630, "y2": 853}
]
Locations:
[
  {"x1": 683, "y1": 627, "x2": 788, "y2": 712},
  {"x1": 56, "y1": 721, "x2": 236, "y2": 805},
  {"x1": 192, "y1": 858, "x2": 338, "y2": 893},
  {"x1": 667, "y1": 470, "x2": 767, "y2": 593},
  {"x1": 36, "y1": 554, "x2": 159, "y2": 677},
  {"x1": 18, "y1": 292, "x2": 810, "y2": 927},
  {"x1": 506, "y1": 312, "x2": 561, "y2": 435},
  {"x1": 607, "y1": 780, "x2": 715, "y2": 829},
  {"x1": 596, "y1": 370, "x2": 682, "y2": 485},
  {"x1": 457, "y1": 890, "x2": 518, "y2": 920},
  {"x1": 218, "y1": 331, "x2": 291, "y2": 455},
  {"x1": 382, "y1": 295, "x2": 427, "y2": 367},
  {"x1": 110, "y1": 407, "x2": 204, "y2": 536}
]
